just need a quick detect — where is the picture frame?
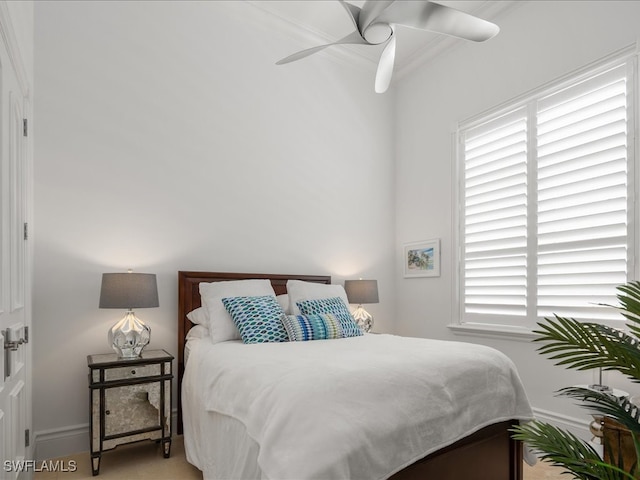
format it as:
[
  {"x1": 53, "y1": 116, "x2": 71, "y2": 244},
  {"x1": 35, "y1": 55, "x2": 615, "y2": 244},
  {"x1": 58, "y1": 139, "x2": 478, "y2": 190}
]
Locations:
[{"x1": 403, "y1": 239, "x2": 440, "y2": 278}]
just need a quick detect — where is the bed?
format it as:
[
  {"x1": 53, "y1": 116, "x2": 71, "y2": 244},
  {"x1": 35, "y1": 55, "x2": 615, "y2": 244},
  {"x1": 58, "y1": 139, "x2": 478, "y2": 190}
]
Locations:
[{"x1": 178, "y1": 271, "x2": 533, "y2": 480}]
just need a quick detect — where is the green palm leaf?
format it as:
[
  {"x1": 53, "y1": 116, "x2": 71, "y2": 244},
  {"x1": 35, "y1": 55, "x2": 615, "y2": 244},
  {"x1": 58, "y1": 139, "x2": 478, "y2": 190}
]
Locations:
[
  {"x1": 512, "y1": 421, "x2": 635, "y2": 479},
  {"x1": 558, "y1": 387, "x2": 640, "y2": 434},
  {"x1": 517, "y1": 281, "x2": 640, "y2": 479},
  {"x1": 559, "y1": 387, "x2": 640, "y2": 465},
  {"x1": 533, "y1": 316, "x2": 640, "y2": 382},
  {"x1": 615, "y1": 282, "x2": 640, "y2": 338}
]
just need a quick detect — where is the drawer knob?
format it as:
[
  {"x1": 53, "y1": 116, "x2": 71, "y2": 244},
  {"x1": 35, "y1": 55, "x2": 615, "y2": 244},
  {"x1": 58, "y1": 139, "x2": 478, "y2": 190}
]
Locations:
[
  {"x1": 131, "y1": 370, "x2": 136, "y2": 375},
  {"x1": 105, "y1": 410, "x2": 110, "y2": 415}
]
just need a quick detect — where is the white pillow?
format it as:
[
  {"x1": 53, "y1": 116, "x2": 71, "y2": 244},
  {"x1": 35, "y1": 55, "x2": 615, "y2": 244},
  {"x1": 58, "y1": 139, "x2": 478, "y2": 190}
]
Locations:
[
  {"x1": 186, "y1": 307, "x2": 208, "y2": 325},
  {"x1": 276, "y1": 294, "x2": 291, "y2": 315},
  {"x1": 186, "y1": 324, "x2": 209, "y2": 341},
  {"x1": 185, "y1": 324, "x2": 210, "y2": 365},
  {"x1": 286, "y1": 280, "x2": 350, "y2": 315},
  {"x1": 199, "y1": 279, "x2": 276, "y2": 344}
]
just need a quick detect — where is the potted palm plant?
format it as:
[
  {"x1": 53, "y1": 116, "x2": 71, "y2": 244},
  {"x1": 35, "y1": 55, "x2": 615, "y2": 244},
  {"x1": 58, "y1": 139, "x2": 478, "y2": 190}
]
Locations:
[{"x1": 512, "y1": 281, "x2": 640, "y2": 479}]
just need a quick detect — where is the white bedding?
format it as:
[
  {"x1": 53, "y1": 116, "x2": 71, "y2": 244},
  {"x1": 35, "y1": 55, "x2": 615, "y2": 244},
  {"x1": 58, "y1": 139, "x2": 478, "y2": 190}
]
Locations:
[{"x1": 183, "y1": 333, "x2": 533, "y2": 480}]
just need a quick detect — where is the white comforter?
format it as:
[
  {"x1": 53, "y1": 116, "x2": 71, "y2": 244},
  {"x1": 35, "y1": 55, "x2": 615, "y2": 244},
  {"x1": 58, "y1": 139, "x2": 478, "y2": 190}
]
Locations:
[{"x1": 185, "y1": 334, "x2": 533, "y2": 480}]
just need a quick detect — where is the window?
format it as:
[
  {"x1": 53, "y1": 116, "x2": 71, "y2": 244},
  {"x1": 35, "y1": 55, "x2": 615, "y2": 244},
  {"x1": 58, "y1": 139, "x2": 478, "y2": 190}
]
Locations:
[{"x1": 455, "y1": 51, "x2": 637, "y2": 334}]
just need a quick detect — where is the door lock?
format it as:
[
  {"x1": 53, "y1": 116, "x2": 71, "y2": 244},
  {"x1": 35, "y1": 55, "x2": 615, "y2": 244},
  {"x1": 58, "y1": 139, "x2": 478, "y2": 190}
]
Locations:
[
  {"x1": 2, "y1": 329, "x2": 27, "y2": 351},
  {"x1": 2, "y1": 328, "x2": 27, "y2": 380},
  {"x1": 4, "y1": 337, "x2": 25, "y2": 351}
]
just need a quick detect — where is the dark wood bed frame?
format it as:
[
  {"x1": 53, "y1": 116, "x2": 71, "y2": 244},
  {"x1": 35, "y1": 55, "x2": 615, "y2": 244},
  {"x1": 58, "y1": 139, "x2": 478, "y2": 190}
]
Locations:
[{"x1": 177, "y1": 271, "x2": 524, "y2": 480}]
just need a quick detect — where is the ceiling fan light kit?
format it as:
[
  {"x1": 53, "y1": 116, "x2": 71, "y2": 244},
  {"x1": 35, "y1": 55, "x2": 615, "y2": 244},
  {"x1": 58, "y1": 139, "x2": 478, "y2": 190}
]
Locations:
[{"x1": 276, "y1": 0, "x2": 500, "y2": 93}]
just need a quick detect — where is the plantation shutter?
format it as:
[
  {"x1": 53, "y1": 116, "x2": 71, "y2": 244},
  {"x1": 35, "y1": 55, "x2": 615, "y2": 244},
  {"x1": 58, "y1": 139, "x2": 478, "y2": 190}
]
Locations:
[
  {"x1": 536, "y1": 65, "x2": 629, "y2": 321},
  {"x1": 459, "y1": 56, "x2": 633, "y2": 330},
  {"x1": 463, "y1": 107, "x2": 528, "y2": 318}
]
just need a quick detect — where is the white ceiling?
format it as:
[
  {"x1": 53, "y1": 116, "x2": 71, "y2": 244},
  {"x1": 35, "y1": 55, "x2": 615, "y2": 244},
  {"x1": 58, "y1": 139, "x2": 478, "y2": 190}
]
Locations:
[{"x1": 248, "y1": 1, "x2": 516, "y2": 78}]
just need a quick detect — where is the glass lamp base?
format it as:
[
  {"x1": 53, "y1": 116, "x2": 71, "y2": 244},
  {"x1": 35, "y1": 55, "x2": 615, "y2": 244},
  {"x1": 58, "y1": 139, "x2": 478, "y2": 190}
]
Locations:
[
  {"x1": 588, "y1": 383, "x2": 613, "y2": 393},
  {"x1": 108, "y1": 310, "x2": 151, "y2": 358},
  {"x1": 352, "y1": 305, "x2": 373, "y2": 333}
]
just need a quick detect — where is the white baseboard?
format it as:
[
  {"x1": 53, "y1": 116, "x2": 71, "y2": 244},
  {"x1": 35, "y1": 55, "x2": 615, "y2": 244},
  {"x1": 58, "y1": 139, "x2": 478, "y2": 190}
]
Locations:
[
  {"x1": 34, "y1": 423, "x2": 89, "y2": 462},
  {"x1": 532, "y1": 407, "x2": 591, "y2": 440},
  {"x1": 34, "y1": 409, "x2": 179, "y2": 461}
]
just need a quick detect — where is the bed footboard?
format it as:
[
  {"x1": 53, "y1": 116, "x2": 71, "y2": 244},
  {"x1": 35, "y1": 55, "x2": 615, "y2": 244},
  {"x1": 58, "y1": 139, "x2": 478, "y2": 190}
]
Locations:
[{"x1": 389, "y1": 420, "x2": 522, "y2": 480}]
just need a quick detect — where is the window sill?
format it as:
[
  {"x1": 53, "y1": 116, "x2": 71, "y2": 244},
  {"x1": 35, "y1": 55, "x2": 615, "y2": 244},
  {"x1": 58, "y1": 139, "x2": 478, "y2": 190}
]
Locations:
[{"x1": 447, "y1": 323, "x2": 537, "y2": 342}]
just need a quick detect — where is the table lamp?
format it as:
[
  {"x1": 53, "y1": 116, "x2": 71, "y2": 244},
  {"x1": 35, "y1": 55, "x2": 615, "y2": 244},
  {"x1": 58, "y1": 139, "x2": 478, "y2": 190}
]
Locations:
[
  {"x1": 99, "y1": 271, "x2": 159, "y2": 358},
  {"x1": 344, "y1": 279, "x2": 379, "y2": 333},
  {"x1": 589, "y1": 366, "x2": 612, "y2": 393}
]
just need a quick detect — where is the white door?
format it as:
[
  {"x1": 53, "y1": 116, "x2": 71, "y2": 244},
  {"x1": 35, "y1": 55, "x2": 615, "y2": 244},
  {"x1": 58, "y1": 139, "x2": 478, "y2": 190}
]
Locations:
[{"x1": 0, "y1": 15, "x2": 30, "y2": 480}]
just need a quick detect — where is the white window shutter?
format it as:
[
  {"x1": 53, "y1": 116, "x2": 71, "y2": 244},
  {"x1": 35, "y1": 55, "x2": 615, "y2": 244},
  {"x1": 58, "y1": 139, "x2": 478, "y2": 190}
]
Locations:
[
  {"x1": 463, "y1": 107, "x2": 528, "y2": 317},
  {"x1": 458, "y1": 56, "x2": 634, "y2": 330},
  {"x1": 536, "y1": 64, "x2": 629, "y2": 321}
]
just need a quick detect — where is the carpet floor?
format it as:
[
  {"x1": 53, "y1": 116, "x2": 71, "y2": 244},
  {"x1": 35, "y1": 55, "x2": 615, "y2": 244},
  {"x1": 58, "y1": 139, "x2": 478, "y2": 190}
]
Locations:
[{"x1": 33, "y1": 435, "x2": 565, "y2": 480}]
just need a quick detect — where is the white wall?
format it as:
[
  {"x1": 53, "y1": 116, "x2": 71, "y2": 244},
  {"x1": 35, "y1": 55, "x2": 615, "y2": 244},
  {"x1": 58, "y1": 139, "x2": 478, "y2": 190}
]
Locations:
[
  {"x1": 395, "y1": 0, "x2": 640, "y2": 434},
  {"x1": 33, "y1": 1, "x2": 395, "y2": 458}
]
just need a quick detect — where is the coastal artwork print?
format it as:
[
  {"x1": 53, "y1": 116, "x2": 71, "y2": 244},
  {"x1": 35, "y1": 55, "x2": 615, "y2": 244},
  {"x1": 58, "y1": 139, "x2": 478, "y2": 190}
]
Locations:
[{"x1": 403, "y1": 239, "x2": 440, "y2": 278}]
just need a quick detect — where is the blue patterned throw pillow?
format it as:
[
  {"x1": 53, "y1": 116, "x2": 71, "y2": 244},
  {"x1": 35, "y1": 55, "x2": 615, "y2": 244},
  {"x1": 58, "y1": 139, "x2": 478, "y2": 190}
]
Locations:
[
  {"x1": 295, "y1": 297, "x2": 362, "y2": 338},
  {"x1": 281, "y1": 313, "x2": 344, "y2": 341},
  {"x1": 296, "y1": 296, "x2": 350, "y2": 316},
  {"x1": 222, "y1": 295, "x2": 288, "y2": 344}
]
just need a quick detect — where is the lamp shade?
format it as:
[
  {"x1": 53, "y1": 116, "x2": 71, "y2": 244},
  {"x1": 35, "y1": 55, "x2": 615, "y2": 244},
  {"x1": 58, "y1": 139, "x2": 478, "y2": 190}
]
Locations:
[
  {"x1": 344, "y1": 280, "x2": 379, "y2": 305},
  {"x1": 99, "y1": 273, "x2": 159, "y2": 309}
]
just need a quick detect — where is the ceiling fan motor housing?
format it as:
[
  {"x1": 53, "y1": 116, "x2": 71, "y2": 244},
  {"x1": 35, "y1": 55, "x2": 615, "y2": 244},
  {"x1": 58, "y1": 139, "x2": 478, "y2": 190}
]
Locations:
[{"x1": 363, "y1": 22, "x2": 394, "y2": 44}]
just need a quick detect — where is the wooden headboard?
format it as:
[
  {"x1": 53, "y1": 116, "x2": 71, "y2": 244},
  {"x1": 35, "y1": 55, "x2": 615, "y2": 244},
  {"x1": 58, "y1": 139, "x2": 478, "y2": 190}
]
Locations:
[{"x1": 177, "y1": 271, "x2": 331, "y2": 433}]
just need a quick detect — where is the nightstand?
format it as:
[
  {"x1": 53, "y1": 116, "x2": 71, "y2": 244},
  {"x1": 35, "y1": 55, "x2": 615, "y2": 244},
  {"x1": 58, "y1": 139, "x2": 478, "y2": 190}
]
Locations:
[
  {"x1": 603, "y1": 416, "x2": 636, "y2": 475},
  {"x1": 87, "y1": 349, "x2": 173, "y2": 476}
]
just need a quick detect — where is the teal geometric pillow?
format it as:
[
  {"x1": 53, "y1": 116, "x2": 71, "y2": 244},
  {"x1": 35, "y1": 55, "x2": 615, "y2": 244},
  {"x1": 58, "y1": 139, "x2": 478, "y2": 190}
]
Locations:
[
  {"x1": 296, "y1": 296, "x2": 351, "y2": 316},
  {"x1": 281, "y1": 313, "x2": 346, "y2": 341},
  {"x1": 295, "y1": 297, "x2": 362, "y2": 338},
  {"x1": 296, "y1": 297, "x2": 349, "y2": 315},
  {"x1": 222, "y1": 295, "x2": 288, "y2": 344}
]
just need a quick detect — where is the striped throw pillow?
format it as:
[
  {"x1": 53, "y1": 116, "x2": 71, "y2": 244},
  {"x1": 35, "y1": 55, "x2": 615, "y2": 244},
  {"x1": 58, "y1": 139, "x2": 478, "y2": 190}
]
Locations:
[
  {"x1": 295, "y1": 297, "x2": 362, "y2": 338},
  {"x1": 281, "y1": 313, "x2": 347, "y2": 341}
]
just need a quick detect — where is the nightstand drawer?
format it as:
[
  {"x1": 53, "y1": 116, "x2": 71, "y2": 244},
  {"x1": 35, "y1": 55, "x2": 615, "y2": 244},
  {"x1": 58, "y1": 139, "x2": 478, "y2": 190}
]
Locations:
[{"x1": 104, "y1": 364, "x2": 160, "y2": 381}]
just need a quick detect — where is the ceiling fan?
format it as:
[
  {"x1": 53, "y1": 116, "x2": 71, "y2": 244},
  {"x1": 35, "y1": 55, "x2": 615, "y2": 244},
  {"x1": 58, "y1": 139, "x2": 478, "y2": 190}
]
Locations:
[{"x1": 276, "y1": 0, "x2": 500, "y2": 93}]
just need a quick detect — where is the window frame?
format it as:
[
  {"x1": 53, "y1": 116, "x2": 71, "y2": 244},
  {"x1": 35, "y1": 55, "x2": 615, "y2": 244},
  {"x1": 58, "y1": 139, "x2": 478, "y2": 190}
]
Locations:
[{"x1": 451, "y1": 46, "x2": 639, "y2": 338}]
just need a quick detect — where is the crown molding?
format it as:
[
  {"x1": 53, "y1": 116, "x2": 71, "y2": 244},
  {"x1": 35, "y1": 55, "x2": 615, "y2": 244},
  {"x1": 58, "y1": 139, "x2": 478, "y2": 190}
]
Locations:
[{"x1": 245, "y1": 0, "x2": 378, "y2": 73}]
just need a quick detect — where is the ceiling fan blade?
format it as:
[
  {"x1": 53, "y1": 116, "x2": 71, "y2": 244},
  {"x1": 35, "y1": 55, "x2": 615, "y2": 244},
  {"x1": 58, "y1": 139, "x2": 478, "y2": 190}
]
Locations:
[
  {"x1": 377, "y1": 1, "x2": 499, "y2": 42},
  {"x1": 375, "y1": 35, "x2": 396, "y2": 94},
  {"x1": 276, "y1": 31, "x2": 369, "y2": 65},
  {"x1": 338, "y1": 0, "x2": 362, "y2": 34},
  {"x1": 358, "y1": 0, "x2": 396, "y2": 36}
]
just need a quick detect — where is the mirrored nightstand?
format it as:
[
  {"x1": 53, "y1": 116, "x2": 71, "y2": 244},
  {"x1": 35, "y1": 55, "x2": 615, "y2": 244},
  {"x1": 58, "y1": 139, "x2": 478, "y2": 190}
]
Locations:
[{"x1": 87, "y1": 349, "x2": 173, "y2": 475}]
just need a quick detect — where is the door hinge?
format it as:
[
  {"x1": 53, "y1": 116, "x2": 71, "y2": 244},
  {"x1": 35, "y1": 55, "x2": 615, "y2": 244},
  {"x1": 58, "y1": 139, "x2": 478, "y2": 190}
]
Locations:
[
  {"x1": 2, "y1": 330, "x2": 7, "y2": 380},
  {"x1": 25, "y1": 428, "x2": 30, "y2": 447},
  {"x1": 23, "y1": 222, "x2": 28, "y2": 240},
  {"x1": 23, "y1": 119, "x2": 27, "y2": 137}
]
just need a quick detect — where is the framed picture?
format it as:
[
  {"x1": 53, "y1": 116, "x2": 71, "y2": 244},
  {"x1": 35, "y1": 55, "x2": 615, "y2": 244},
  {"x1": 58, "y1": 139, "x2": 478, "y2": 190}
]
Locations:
[{"x1": 403, "y1": 239, "x2": 440, "y2": 278}]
